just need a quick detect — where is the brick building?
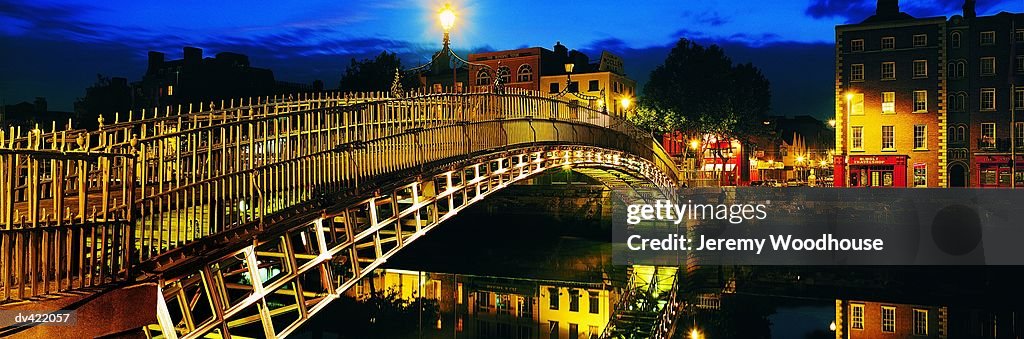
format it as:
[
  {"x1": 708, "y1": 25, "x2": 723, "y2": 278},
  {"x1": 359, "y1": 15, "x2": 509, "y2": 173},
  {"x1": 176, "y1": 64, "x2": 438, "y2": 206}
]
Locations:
[
  {"x1": 834, "y1": 0, "x2": 1024, "y2": 188},
  {"x1": 834, "y1": 0, "x2": 947, "y2": 188}
]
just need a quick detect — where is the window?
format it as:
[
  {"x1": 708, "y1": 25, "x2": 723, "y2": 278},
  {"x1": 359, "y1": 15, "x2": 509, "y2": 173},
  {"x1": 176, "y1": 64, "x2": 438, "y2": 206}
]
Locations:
[
  {"x1": 981, "y1": 57, "x2": 996, "y2": 75},
  {"x1": 1016, "y1": 29, "x2": 1024, "y2": 42},
  {"x1": 882, "y1": 62, "x2": 896, "y2": 80},
  {"x1": 1016, "y1": 122, "x2": 1024, "y2": 148},
  {"x1": 915, "y1": 124, "x2": 927, "y2": 149},
  {"x1": 588, "y1": 292, "x2": 600, "y2": 314},
  {"x1": 549, "y1": 321, "x2": 559, "y2": 339},
  {"x1": 914, "y1": 164, "x2": 927, "y2": 187},
  {"x1": 476, "y1": 69, "x2": 491, "y2": 86},
  {"x1": 956, "y1": 61, "x2": 966, "y2": 78},
  {"x1": 497, "y1": 66, "x2": 511, "y2": 84},
  {"x1": 851, "y1": 39, "x2": 864, "y2": 52},
  {"x1": 519, "y1": 297, "x2": 534, "y2": 318},
  {"x1": 549, "y1": 83, "x2": 560, "y2": 94},
  {"x1": 568, "y1": 81, "x2": 579, "y2": 93},
  {"x1": 951, "y1": 31, "x2": 961, "y2": 48},
  {"x1": 914, "y1": 309, "x2": 929, "y2": 335},
  {"x1": 589, "y1": 325, "x2": 599, "y2": 339},
  {"x1": 497, "y1": 294, "x2": 512, "y2": 315},
  {"x1": 1017, "y1": 56, "x2": 1024, "y2": 73},
  {"x1": 881, "y1": 306, "x2": 896, "y2": 333},
  {"x1": 1016, "y1": 88, "x2": 1024, "y2": 110},
  {"x1": 981, "y1": 88, "x2": 996, "y2": 111},
  {"x1": 477, "y1": 292, "x2": 491, "y2": 311},
  {"x1": 851, "y1": 304, "x2": 864, "y2": 329},
  {"x1": 957, "y1": 93, "x2": 967, "y2": 111},
  {"x1": 881, "y1": 37, "x2": 895, "y2": 49},
  {"x1": 588, "y1": 80, "x2": 600, "y2": 92},
  {"x1": 958, "y1": 126, "x2": 966, "y2": 142},
  {"x1": 982, "y1": 123, "x2": 996, "y2": 148},
  {"x1": 882, "y1": 125, "x2": 895, "y2": 150},
  {"x1": 851, "y1": 126, "x2": 864, "y2": 150},
  {"x1": 517, "y1": 64, "x2": 533, "y2": 83},
  {"x1": 982, "y1": 169, "x2": 998, "y2": 185},
  {"x1": 850, "y1": 93, "x2": 864, "y2": 115},
  {"x1": 980, "y1": 31, "x2": 996, "y2": 45},
  {"x1": 914, "y1": 90, "x2": 928, "y2": 112},
  {"x1": 167, "y1": 85, "x2": 174, "y2": 96},
  {"x1": 548, "y1": 288, "x2": 559, "y2": 310},
  {"x1": 568, "y1": 324, "x2": 578, "y2": 339},
  {"x1": 569, "y1": 290, "x2": 580, "y2": 312},
  {"x1": 913, "y1": 34, "x2": 927, "y2": 47},
  {"x1": 882, "y1": 92, "x2": 896, "y2": 113},
  {"x1": 913, "y1": 60, "x2": 928, "y2": 78},
  {"x1": 851, "y1": 64, "x2": 864, "y2": 81}
]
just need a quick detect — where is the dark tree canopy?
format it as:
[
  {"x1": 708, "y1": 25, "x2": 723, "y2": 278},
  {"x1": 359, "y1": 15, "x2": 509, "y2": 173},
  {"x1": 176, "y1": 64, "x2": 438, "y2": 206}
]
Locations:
[
  {"x1": 338, "y1": 51, "x2": 420, "y2": 92},
  {"x1": 636, "y1": 38, "x2": 772, "y2": 143}
]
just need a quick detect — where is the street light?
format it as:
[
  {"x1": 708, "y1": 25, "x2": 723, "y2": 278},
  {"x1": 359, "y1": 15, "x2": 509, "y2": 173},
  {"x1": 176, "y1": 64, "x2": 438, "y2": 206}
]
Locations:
[
  {"x1": 690, "y1": 328, "x2": 702, "y2": 339},
  {"x1": 828, "y1": 119, "x2": 837, "y2": 128},
  {"x1": 439, "y1": 4, "x2": 455, "y2": 44},
  {"x1": 689, "y1": 139, "x2": 700, "y2": 150},
  {"x1": 620, "y1": 97, "x2": 632, "y2": 110}
]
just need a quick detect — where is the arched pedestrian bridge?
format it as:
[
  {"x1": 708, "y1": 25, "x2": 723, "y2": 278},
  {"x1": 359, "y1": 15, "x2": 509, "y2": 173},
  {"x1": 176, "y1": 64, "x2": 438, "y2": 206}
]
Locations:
[{"x1": 0, "y1": 89, "x2": 681, "y2": 338}]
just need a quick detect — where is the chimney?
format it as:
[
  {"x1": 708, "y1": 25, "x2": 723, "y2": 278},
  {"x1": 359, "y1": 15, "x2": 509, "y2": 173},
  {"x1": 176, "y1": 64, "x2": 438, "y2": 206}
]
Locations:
[
  {"x1": 963, "y1": 0, "x2": 976, "y2": 18},
  {"x1": 876, "y1": 0, "x2": 899, "y2": 16},
  {"x1": 147, "y1": 51, "x2": 165, "y2": 74},
  {"x1": 183, "y1": 46, "x2": 203, "y2": 65}
]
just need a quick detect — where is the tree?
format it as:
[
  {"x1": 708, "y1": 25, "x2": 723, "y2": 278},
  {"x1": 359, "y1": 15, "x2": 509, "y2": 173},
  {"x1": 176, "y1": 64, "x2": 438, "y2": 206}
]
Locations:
[
  {"x1": 338, "y1": 51, "x2": 420, "y2": 93},
  {"x1": 636, "y1": 38, "x2": 772, "y2": 180}
]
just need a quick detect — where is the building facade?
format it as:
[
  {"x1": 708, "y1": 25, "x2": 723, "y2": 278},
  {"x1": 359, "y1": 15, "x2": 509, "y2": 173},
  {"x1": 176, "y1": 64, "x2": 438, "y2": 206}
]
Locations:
[
  {"x1": 468, "y1": 43, "x2": 636, "y2": 117},
  {"x1": 835, "y1": 0, "x2": 1024, "y2": 188},
  {"x1": 836, "y1": 299, "x2": 948, "y2": 338},
  {"x1": 834, "y1": 0, "x2": 948, "y2": 188}
]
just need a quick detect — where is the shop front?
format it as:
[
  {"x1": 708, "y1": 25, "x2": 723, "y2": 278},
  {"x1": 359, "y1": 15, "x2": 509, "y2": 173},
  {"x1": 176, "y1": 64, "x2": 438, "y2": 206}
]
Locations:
[
  {"x1": 975, "y1": 155, "x2": 1024, "y2": 188},
  {"x1": 846, "y1": 155, "x2": 907, "y2": 187}
]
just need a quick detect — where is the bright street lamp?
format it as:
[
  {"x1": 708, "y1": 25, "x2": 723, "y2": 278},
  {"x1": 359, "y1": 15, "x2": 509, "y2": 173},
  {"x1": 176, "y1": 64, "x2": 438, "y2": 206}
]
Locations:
[
  {"x1": 620, "y1": 97, "x2": 632, "y2": 110},
  {"x1": 690, "y1": 328, "x2": 702, "y2": 339},
  {"x1": 828, "y1": 119, "x2": 836, "y2": 128},
  {"x1": 689, "y1": 139, "x2": 700, "y2": 150},
  {"x1": 439, "y1": 4, "x2": 455, "y2": 32}
]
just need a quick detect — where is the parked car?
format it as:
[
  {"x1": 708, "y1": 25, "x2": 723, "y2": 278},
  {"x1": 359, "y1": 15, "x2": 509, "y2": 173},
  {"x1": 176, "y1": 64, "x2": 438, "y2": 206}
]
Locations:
[{"x1": 765, "y1": 179, "x2": 781, "y2": 187}]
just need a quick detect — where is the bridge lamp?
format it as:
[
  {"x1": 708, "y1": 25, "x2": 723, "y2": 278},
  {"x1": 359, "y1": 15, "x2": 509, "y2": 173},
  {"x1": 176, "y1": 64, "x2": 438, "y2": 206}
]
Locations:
[
  {"x1": 619, "y1": 97, "x2": 632, "y2": 110},
  {"x1": 439, "y1": 4, "x2": 456, "y2": 46},
  {"x1": 829, "y1": 321, "x2": 837, "y2": 331},
  {"x1": 796, "y1": 155, "x2": 805, "y2": 163},
  {"x1": 690, "y1": 328, "x2": 702, "y2": 339},
  {"x1": 828, "y1": 119, "x2": 836, "y2": 128},
  {"x1": 689, "y1": 139, "x2": 700, "y2": 151}
]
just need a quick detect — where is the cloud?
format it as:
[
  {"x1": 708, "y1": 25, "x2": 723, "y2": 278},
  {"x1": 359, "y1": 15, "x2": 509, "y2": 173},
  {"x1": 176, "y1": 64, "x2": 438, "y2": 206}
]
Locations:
[
  {"x1": 805, "y1": 0, "x2": 1021, "y2": 23},
  {"x1": 805, "y1": 0, "x2": 875, "y2": 22}
]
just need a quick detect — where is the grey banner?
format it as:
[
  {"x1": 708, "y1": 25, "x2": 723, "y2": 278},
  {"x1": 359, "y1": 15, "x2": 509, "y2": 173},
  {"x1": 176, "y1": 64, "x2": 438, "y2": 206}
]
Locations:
[
  {"x1": 612, "y1": 188, "x2": 1024, "y2": 266},
  {"x1": 0, "y1": 310, "x2": 77, "y2": 327}
]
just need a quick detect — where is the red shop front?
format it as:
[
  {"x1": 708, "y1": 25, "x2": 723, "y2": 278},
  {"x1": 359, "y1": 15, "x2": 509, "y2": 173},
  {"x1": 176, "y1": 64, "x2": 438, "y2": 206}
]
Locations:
[
  {"x1": 846, "y1": 155, "x2": 907, "y2": 187},
  {"x1": 975, "y1": 155, "x2": 1024, "y2": 188}
]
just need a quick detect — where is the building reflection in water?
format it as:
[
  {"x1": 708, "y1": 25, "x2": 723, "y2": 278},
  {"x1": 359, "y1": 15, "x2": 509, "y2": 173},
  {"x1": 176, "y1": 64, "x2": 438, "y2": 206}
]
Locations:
[{"x1": 349, "y1": 269, "x2": 614, "y2": 339}]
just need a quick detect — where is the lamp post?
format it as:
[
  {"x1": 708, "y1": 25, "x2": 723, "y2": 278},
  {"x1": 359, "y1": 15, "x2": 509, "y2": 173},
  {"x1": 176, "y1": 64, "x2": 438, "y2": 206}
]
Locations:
[{"x1": 440, "y1": 4, "x2": 456, "y2": 89}]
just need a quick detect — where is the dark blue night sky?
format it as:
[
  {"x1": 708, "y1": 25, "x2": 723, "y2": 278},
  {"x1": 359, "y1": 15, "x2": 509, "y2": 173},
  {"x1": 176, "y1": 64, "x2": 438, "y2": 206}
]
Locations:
[{"x1": 2, "y1": 0, "x2": 1021, "y2": 118}]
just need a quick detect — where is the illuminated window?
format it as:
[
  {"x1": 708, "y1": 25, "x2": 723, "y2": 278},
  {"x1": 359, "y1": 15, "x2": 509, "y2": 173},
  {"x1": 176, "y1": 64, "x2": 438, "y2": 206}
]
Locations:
[
  {"x1": 981, "y1": 57, "x2": 996, "y2": 75},
  {"x1": 951, "y1": 31, "x2": 961, "y2": 48},
  {"x1": 517, "y1": 64, "x2": 533, "y2": 82},
  {"x1": 851, "y1": 126, "x2": 864, "y2": 151},
  {"x1": 913, "y1": 60, "x2": 927, "y2": 78},
  {"x1": 980, "y1": 31, "x2": 996, "y2": 45},
  {"x1": 850, "y1": 93, "x2": 864, "y2": 115},
  {"x1": 882, "y1": 92, "x2": 895, "y2": 113},
  {"x1": 914, "y1": 125, "x2": 927, "y2": 150},
  {"x1": 914, "y1": 164, "x2": 927, "y2": 187},
  {"x1": 914, "y1": 90, "x2": 928, "y2": 112},
  {"x1": 881, "y1": 62, "x2": 895, "y2": 80},
  {"x1": 851, "y1": 304, "x2": 864, "y2": 329},
  {"x1": 882, "y1": 125, "x2": 895, "y2": 150},
  {"x1": 167, "y1": 85, "x2": 174, "y2": 96},
  {"x1": 476, "y1": 69, "x2": 491, "y2": 86},
  {"x1": 913, "y1": 309, "x2": 928, "y2": 335},
  {"x1": 981, "y1": 123, "x2": 996, "y2": 148},
  {"x1": 851, "y1": 39, "x2": 864, "y2": 52},
  {"x1": 881, "y1": 37, "x2": 895, "y2": 50},
  {"x1": 881, "y1": 306, "x2": 896, "y2": 333},
  {"x1": 981, "y1": 88, "x2": 996, "y2": 111},
  {"x1": 851, "y1": 64, "x2": 864, "y2": 82},
  {"x1": 913, "y1": 34, "x2": 927, "y2": 47}
]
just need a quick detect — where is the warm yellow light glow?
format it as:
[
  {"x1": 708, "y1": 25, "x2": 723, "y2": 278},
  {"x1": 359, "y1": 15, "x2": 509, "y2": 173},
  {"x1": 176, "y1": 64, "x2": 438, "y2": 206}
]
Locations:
[
  {"x1": 830, "y1": 321, "x2": 837, "y2": 331},
  {"x1": 820, "y1": 160, "x2": 828, "y2": 167},
  {"x1": 828, "y1": 119, "x2": 836, "y2": 127},
  {"x1": 846, "y1": 93, "x2": 854, "y2": 101},
  {"x1": 689, "y1": 139, "x2": 700, "y2": 150},
  {"x1": 439, "y1": 4, "x2": 455, "y2": 32},
  {"x1": 690, "y1": 328, "x2": 701, "y2": 339},
  {"x1": 564, "y1": 62, "x2": 575, "y2": 73},
  {"x1": 620, "y1": 97, "x2": 632, "y2": 110},
  {"x1": 796, "y1": 155, "x2": 805, "y2": 163}
]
